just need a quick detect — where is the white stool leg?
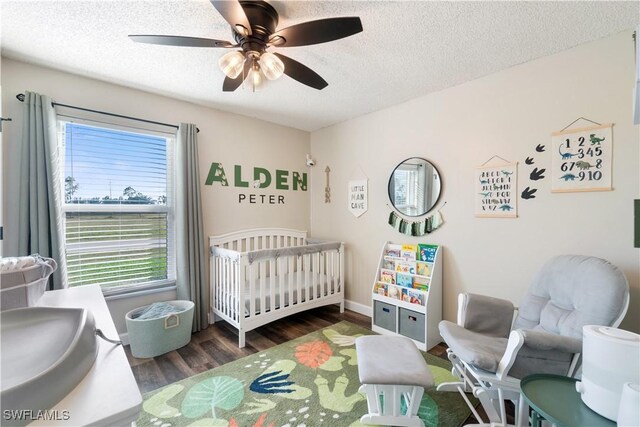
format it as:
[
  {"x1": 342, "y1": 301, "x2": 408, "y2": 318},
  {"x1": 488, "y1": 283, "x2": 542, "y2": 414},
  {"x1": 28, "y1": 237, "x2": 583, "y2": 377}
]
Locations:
[{"x1": 359, "y1": 384, "x2": 425, "y2": 427}]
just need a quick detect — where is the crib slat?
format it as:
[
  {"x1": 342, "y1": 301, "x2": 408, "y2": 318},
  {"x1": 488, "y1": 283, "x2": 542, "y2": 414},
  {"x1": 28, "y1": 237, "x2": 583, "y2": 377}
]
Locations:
[
  {"x1": 304, "y1": 253, "x2": 311, "y2": 302},
  {"x1": 233, "y1": 260, "x2": 239, "y2": 322},
  {"x1": 288, "y1": 256, "x2": 294, "y2": 307},
  {"x1": 333, "y1": 250, "x2": 338, "y2": 295},
  {"x1": 269, "y1": 258, "x2": 276, "y2": 312},
  {"x1": 218, "y1": 257, "x2": 224, "y2": 313},
  {"x1": 337, "y1": 245, "x2": 344, "y2": 292},
  {"x1": 214, "y1": 256, "x2": 219, "y2": 312},
  {"x1": 313, "y1": 252, "x2": 319, "y2": 301},
  {"x1": 320, "y1": 252, "x2": 325, "y2": 297},
  {"x1": 220, "y1": 257, "x2": 226, "y2": 317},
  {"x1": 248, "y1": 261, "x2": 255, "y2": 318},
  {"x1": 278, "y1": 256, "x2": 285, "y2": 310},
  {"x1": 332, "y1": 250, "x2": 337, "y2": 295},
  {"x1": 259, "y1": 261, "x2": 266, "y2": 315},
  {"x1": 296, "y1": 254, "x2": 302, "y2": 305},
  {"x1": 225, "y1": 258, "x2": 230, "y2": 319}
]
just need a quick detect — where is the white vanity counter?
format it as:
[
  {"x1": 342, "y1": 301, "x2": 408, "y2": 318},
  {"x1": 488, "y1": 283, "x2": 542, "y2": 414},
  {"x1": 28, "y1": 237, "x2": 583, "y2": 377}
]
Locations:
[{"x1": 34, "y1": 285, "x2": 142, "y2": 426}]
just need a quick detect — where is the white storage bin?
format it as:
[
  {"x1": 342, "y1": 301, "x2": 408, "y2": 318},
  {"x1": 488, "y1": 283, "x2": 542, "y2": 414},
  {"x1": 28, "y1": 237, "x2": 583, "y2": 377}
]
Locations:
[
  {"x1": 0, "y1": 255, "x2": 56, "y2": 310},
  {"x1": 125, "y1": 300, "x2": 194, "y2": 358}
]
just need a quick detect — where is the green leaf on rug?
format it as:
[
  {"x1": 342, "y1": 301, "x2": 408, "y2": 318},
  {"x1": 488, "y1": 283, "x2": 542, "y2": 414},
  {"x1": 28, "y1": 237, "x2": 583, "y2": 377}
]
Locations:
[
  {"x1": 142, "y1": 384, "x2": 184, "y2": 419},
  {"x1": 185, "y1": 418, "x2": 229, "y2": 427},
  {"x1": 339, "y1": 348, "x2": 358, "y2": 365},
  {"x1": 181, "y1": 376, "x2": 244, "y2": 419},
  {"x1": 319, "y1": 355, "x2": 345, "y2": 371},
  {"x1": 430, "y1": 365, "x2": 459, "y2": 386},
  {"x1": 241, "y1": 397, "x2": 277, "y2": 415},
  {"x1": 314, "y1": 373, "x2": 366, "y2": 412},
  {"x1": 323, "y1": 328, "x2": 363, "y2": 346}
]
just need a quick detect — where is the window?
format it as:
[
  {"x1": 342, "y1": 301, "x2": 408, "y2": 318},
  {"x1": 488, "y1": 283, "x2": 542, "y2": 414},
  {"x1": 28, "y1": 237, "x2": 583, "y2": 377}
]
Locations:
[
  {"x1": 60, "y1": 121, "x2": 175, "y2": 294},
  {"x1": 392, "y1": 165, "x2": 425, "y2": 215}
]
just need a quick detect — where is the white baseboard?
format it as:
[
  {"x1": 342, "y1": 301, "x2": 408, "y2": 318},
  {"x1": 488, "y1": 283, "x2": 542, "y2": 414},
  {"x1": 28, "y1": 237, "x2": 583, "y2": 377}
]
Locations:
[{"x1": 345, "y1": 299, "x2": 372, "y2": 318}]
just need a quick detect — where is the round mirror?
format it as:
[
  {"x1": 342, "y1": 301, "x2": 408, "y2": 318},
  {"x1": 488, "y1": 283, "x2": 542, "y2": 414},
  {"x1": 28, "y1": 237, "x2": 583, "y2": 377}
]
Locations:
[{"x1": 388, "y1": 157, "x2": 442, "y2": 217}]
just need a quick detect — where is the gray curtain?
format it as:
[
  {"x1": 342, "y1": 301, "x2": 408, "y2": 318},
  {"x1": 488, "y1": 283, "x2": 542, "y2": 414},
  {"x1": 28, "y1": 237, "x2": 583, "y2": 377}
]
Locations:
[
  {"x1": 176, "y1": 123, "x2": 208, "y2": 332},
  {"x1": 17, "y1": 91, "x2": 66, "y2": 289}
]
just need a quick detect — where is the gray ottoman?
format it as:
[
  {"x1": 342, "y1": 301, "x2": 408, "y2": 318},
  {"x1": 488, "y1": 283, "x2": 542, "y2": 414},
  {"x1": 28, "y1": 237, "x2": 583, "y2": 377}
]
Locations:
[{"x1": 356, "y1": 335, "x2": 434, "y2": 427}]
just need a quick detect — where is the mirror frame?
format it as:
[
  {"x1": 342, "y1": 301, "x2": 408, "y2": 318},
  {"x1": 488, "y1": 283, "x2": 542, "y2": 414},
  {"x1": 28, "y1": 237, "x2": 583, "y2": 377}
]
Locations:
[{"x1": 387, "y1": 157, "x2": 442, "y2": 217}]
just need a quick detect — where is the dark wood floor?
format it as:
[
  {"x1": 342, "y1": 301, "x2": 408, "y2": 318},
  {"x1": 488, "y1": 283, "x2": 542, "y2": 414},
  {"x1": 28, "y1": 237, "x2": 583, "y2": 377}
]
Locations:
[{"x1": 125, "y1": 305, "x2": 485, "y2": 424}]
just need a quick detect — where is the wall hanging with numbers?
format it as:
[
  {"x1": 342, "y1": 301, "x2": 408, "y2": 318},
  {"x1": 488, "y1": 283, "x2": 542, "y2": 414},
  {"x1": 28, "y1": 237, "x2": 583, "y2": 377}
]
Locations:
[{"x1": 551, "y1": 123, "x2": 613, "y2": 192}]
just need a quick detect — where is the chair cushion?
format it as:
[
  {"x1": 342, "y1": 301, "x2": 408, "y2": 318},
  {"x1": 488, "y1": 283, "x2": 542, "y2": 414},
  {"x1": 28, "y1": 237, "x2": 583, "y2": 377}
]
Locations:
[
  {"x1": 355, "y1": 335, "x2": 433, "y2": 387},
  {"x1": 439, "y1": 320, "x2": 508, "y2": 373},
  {"x1": 514, "y1": 255, "x2": 629, "y2": 340},
  {"x1": 440, "y1": 321, "x2": 576, "y2": 378}
]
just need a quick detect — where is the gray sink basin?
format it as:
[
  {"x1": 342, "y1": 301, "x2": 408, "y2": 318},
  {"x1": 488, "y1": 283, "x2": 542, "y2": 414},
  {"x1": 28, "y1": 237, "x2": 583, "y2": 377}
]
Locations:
[{"x1": 1, "y1": 307, "x2": 98, "y2": 425}]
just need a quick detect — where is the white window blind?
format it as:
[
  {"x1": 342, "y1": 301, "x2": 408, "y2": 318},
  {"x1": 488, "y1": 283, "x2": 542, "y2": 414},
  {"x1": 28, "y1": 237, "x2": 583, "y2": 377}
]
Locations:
[{"x1": 60, "y1": 121, "x2": 175, "y2": 293}]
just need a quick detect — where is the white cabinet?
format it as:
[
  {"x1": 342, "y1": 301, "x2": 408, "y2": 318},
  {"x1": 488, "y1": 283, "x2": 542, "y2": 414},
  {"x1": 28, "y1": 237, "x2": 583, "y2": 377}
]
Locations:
[{"x1": 371, "y1": 242, "x2": 442, "y2": 351}]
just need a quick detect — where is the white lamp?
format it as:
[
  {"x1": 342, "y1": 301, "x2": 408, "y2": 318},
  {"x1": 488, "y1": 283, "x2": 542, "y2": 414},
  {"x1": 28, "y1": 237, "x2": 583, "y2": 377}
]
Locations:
[
  {"x1": 258, "y1": 52, "x2": 285, "y2": 80},
  {"x1": 218, "y1": 51, "x2": 245, "y2": 79},
  {"x1": 243, "y1": 61, "x2": 267, "y2": 92}
]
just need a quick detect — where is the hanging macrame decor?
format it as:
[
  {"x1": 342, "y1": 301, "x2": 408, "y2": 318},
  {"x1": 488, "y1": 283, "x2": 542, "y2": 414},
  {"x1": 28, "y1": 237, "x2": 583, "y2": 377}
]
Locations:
[{"x1": 388, "y1": 209, "x2": 445, "y2": 236}]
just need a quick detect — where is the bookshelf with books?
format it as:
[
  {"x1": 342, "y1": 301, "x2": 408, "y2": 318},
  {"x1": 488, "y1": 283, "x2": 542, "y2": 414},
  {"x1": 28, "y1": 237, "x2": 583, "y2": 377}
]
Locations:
[{"x1": 371, "y1": 242, "x2": 442, "y2": 351}]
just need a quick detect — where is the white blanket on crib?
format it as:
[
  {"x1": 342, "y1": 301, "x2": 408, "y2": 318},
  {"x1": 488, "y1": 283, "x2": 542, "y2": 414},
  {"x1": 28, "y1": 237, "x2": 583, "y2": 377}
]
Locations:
[{"x1": 239, "y1": 272, "x2": 336, "y2": 316}]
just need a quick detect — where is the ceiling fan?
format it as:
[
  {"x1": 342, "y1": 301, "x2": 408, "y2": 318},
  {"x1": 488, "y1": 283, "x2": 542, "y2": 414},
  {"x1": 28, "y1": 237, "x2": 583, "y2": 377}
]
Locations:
[{"x1": 129, "y1": 0, "x2": 363, "y2": 92}]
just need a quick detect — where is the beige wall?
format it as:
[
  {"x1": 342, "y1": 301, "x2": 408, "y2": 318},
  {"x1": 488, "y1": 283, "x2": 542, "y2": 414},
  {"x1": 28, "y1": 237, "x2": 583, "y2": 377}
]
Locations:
[
  {"x1": 310, "y1": 30, "x2": 640, "y2": 332},
  {"x1": 1, "y1": 58, "x2": 310, "y2": 333}
]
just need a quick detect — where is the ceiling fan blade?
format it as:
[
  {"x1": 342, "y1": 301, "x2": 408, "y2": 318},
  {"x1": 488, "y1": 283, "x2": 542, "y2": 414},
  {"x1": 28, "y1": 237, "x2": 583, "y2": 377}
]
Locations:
[
  {"x1": 273, "y1": 53, "x2": 328, "y2": 90},
  {"x1": 210, "y1": 0, "x2": 252, "y2": 36},
  {"x1": 269, "y1": 17, "x2": 362, "y2": 47},
  {"x1": 129, "y1": 35, "x2": 236, "y2": 48},
  {"x1": 222, "y1": 60, "x2": 252, "y2": 92}
]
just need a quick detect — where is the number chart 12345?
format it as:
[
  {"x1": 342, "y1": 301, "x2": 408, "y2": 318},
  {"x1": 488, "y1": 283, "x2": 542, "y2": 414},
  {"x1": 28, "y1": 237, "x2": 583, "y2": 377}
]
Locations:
[{"x1": 551, "y1": 123, "x2": 612, "y2": 193}]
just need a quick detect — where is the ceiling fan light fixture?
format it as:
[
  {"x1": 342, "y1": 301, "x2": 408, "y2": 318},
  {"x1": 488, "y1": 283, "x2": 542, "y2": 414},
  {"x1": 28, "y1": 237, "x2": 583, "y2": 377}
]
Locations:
[
  {"x1": 244, "y1": 63, "x2": 267, "y2": 92},
  {"x1": 234, "y1": 24, "x2": 249, "y2": 37},
  {"x1": 268, "y1": 35, "x2": 286, "y2": 46},
  {"x1": 259, "y1": 52, "x2": 285, "y2": 80},
  {"x1": 218, "y1": 51, "x2": 245, "y2": 78}
]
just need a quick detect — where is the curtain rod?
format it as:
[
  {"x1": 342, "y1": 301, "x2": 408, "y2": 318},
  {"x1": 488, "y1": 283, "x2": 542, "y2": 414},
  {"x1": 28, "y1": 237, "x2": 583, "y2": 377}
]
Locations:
[{"x1": 16, "y1": 93, "x2": 199, "y2": 133}]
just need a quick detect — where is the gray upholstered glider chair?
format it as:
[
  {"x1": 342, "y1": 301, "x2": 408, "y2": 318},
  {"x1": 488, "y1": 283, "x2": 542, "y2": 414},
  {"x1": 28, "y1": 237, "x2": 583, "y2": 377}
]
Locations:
[{"x1": 437, "y1": 255, "x2": 629, "y2": 427}]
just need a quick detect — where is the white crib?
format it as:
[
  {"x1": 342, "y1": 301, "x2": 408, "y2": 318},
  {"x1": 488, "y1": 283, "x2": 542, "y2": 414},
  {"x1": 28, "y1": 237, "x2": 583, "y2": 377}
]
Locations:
[{"x1": 209, "y1": 228, "x2": 344, "y2": 347}]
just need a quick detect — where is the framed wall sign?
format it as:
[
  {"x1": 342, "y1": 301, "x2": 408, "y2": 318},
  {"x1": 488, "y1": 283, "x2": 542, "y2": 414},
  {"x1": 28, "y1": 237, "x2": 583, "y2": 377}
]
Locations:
[
  {"x1": 475, "y1": 161, "x2": 518, "y2": 218},
  {"x1": 348, "y1": 179, "x2": 368, "y2": 217},
  {"x1": 551, "y1": 123, "x2": 613, "y2": 192}
]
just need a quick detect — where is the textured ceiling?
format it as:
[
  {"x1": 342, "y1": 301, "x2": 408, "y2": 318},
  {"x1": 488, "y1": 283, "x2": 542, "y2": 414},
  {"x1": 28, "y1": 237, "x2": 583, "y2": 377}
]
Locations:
[{"x1": 1, "y1": 1, "x2": 638, "y2": 131}]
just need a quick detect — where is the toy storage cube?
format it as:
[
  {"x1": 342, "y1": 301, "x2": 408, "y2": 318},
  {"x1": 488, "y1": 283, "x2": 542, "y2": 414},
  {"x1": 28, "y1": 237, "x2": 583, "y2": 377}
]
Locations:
[
  {"x1": 126, "y1": 300, "x2": 194, "y2": 358},
  {"x1": 374, "y1": 300, "x2": 396, "y2": 332}
]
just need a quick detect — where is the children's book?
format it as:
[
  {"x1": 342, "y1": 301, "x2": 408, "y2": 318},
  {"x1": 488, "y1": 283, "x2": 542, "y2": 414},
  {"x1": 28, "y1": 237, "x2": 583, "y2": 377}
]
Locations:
[
  {"x1": 401, "y1": 249, "x2": 417, "y2": 261},
  {"x1": 396, "y1": 273, "x2": 413, "y2": 288},
  {"x1": 380, "y1": 269, "x2": 396, "y2": 284},
  {"x1": 402, "y1": 244, "x2": 418, "y2": 254},
  {"x1": 385, "y1": 244, "x2": 402, "y2": 258},
  {"x1": 374, "y1": 282, "x2": 388, "y2": 296},
  {"x1": 382, "y1": 259, "x2": 395, "y2": 270},
  {"x1": 418, "y1": 244, "x2": 438, "y2": 263},
  {"x1": 387, "y1": 284, "x2": 403, "y2": 300},
  {"x1": 401, "y1": 288, "x2": 411, "y2": 302},
  {"x1": 406, "y1": 288, "x2": 424, "y2": 305},
  {"x1": 416, "y1": 261, "x2": 431, "y2": 277},
  {"x1": 413, "y1": 276, "x2": 430, "y2": 291},
  {"x1": 395, "y1": 261, "x2": 417, "y2": 274}
]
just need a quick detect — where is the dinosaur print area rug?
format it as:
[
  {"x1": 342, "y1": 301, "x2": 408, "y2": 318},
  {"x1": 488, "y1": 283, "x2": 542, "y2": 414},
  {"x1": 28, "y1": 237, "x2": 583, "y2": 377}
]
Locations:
[{"x1": 136, "y1": 321, "x2": 476, "y2": 427}]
